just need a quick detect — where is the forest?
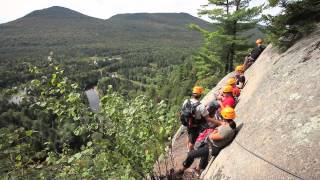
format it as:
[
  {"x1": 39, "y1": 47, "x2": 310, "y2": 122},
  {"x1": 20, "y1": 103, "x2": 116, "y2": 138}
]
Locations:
[{"x1": 0, "y1": 0, "x2": 319, "y2": 179}]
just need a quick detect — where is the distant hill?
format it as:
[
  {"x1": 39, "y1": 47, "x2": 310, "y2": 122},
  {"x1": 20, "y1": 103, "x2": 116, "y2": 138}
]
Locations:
[
  {"x1": 0, "y1": 6, "x2": 214, "y2": 60},
  {"x1": 0, "y1": 6, "x2": 264, "y2": 89}
]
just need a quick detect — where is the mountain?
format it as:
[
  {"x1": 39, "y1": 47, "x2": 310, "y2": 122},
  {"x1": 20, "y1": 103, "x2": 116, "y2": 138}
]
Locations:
[
  {"x1": 0, "y1": 6, "x2": 263, "y2": 89},
  {"x1": 0, "y1": 6, "x2": 212, "y2": 60},
  {"x1": 23, "y1": 6, "x2": 96, "y2": 19}
]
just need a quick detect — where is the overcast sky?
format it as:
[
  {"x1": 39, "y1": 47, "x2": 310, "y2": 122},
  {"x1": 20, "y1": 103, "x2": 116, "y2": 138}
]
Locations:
[{"x1": 0, "y1": 0, "x2": 281, "y2": 24}]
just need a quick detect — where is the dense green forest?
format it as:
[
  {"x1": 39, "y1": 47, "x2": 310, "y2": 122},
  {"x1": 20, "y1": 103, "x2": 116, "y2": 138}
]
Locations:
[{"x1": 1, "y1": 0, "x2": 319, "y2": 179}]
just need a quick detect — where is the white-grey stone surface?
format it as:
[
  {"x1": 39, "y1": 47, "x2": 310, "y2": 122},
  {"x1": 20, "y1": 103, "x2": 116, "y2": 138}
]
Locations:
[{"x1": 201, "y1": 29, "x2": 320, "y2": 180}]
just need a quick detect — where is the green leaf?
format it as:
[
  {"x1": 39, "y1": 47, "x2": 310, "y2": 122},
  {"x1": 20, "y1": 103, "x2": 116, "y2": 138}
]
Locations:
[
  {"x1": 68, "y1": 157, "x2": 74, "y2": 164},
  {"x1": 87, "y1": 141, "x2": 93, "y2": 147},
  {"x1": 25, "y1": 130, "x2": 33, "y2": 137},
  {"x1": 74, "y1": 152, "x2": 82, "y2": 159},
  {"x1": 16, "y1": 154, "x2": 22, "y2": 161}
]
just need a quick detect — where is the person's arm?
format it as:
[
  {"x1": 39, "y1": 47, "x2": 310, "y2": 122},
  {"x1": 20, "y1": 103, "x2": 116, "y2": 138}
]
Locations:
[
  {"x1": 236, "y1": 82, "x2": 244, "y2": 89},
  {"x1": 219, "y1": 100, "x2": 225, "y2": 108},
  {"x1": 216, "y1": 94, "x2": 223, "y2": 100},
  {"x1": 205, "y1": 115, "x2": 222, "y2": 126},
  {"x1": 237, "y1": 76, "x2": 245, "y2": 89}
]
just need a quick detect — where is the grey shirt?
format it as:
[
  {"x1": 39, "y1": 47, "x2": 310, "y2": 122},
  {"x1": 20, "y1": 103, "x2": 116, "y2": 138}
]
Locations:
[
  {"x1": 182, "y1": 98, "x2": 209, "y2": 120},
  {"x1": 208, "y1": 124, "x2": 236, "y2": 148}
]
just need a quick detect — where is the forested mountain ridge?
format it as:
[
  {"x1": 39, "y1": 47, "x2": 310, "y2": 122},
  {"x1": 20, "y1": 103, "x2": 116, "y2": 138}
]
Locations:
[
  {"x1": 0, "y1": 6, "x2": 212, "y2": 60},
  {"x1": 0, "y1": 6, "x2": 263, "y2": 92},
  {"x1": 0, "y1": 6, "x2": 216, "y2": 90}
]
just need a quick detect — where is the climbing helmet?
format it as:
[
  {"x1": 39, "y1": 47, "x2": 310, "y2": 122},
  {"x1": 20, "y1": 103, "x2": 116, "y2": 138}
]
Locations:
[
  {"x1": 192, "y1": 86, "x2": 204, "y2": 95},
  {"x1": 221, "y1": 106, "x2": 236, "y2": 120},
  {"x1": 222, "y1": 85, "x2": 233, "y2": 93}
]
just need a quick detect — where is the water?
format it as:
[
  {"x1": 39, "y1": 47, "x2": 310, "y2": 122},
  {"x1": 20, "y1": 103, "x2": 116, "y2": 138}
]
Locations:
[{"x1": 85, "y1": 87, "x2": 100, "y2": 112}]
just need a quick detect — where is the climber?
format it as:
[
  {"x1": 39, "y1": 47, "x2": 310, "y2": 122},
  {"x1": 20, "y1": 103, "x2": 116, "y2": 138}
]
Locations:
[
  {"x1": 234, "y1": 65, "x2": 246, "y2": 89},
  {"x1": 227, "y1": 77, "x2": 241, "y2": 98},
  {"x1": 180, "y1": 86, "x2": 222, "y2": 151},
  {"x1": 243, "y1": 38, "x2": 266, "y2": 71},
  {"x1": 175, "y1": 107, "x2": 237, "y2": 176},
  {"x1": 208, "y1": 85, "x2": 236, "y2": 120}
]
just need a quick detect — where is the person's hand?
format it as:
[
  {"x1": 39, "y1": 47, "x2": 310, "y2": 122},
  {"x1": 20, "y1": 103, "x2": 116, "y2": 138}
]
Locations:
[{"x1": 212, "y1": 129, "x2": 218, "y2": 133}]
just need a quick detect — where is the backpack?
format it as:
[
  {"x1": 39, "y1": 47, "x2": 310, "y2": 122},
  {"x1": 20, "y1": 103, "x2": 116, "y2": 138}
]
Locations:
[
  {"x1": 180, "y1": 99, "x2": 201, "y2": 127},
  {"x1": 194, "y1": 128, "x2": 215, "y2": 149}
]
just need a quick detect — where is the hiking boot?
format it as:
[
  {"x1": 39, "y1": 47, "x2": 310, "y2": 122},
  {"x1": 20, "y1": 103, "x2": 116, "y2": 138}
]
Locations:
[
  {"x1": 190, "y1": 167, "x2": 201, "y2": 177},
  {"x1": 170, "y1": 169, "x2": 184, "y2": 179}
]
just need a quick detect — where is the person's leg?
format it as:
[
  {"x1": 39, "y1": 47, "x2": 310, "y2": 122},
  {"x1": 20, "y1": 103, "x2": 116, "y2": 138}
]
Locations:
[
  {"x1": 187, "y1": 127, "x2": 198, "y2": 151},
  {"x1": 198, "y1": 145, "x2": 210, "y2": 170},
  {"x1": 244, "y1": 57, "x2": 255, "y2": 71},
  {"x1": 183, "y1": 145, "x2": 209, "y2": 169},
  {"x1": 243, "y1": 56, "x2": 249, "y2": 70},
  {"x1": 246, "y1": 61, "x2": 253, "y2": 71}
]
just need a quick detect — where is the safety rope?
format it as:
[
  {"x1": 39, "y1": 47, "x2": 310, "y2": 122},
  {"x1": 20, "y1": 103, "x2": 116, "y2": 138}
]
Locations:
[{"x1": 234, "y1": 140, "x2": 306, "y2": 180}]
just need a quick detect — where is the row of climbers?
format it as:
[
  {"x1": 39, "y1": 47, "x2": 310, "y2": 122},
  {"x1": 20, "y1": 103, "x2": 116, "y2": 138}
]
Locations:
[
  {"x1": 174, "y1": 39, "x2": 265, "y2": 177},
  {"x1": 176, "y1": 65, "x2": 246, "y2": 177}
]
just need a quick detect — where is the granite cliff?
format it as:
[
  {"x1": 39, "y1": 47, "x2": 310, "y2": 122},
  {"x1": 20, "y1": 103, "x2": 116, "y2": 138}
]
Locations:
[
  {"x1": 201, "y1": 27, "x2": 320, "y2": 180},
  {"x1": 156, "y1": 26, "x2": 320, "y2": 180}
]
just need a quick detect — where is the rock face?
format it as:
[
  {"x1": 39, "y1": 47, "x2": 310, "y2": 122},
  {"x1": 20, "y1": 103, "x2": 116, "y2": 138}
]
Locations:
[{"x1": 201, "y1": 29, "x2": 320, "y2": 179}]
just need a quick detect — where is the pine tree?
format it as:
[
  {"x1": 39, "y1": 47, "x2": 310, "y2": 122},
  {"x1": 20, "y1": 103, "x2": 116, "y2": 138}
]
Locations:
[
  {"x1": 263, "y1": 0, "x2": 320, "y2": 50},
  {"x1": 191, "y1": 0, "x2": 262, "y2": 76}
]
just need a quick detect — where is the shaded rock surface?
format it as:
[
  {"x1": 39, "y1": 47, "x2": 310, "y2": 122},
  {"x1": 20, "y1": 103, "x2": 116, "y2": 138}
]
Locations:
[{"x1": 201, "y1": 28, "x2": 320, "y2": 179}]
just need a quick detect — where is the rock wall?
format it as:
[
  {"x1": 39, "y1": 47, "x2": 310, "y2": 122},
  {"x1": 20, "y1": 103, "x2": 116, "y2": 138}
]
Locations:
[{"x1": 201, "y1": 29, "x2": 320, "y2": 179}]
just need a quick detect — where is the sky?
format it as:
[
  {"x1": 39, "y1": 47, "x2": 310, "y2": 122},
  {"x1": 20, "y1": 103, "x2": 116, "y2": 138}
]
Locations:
[{"x1": 0, "y1": 0, "x2": 281, "y2": 24}]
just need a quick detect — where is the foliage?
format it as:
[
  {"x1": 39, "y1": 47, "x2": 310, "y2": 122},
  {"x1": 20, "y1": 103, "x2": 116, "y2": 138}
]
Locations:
[
  {"x1": 190, "y1": 0, "x2": 262, "y2": 85},
  {"x1": 0, "y1": 6, "x2": 266, "y2": 179},
  {"x1": 0, "y1": 66, "x2": 177, "y2": 179},
  {"x1": 263, "y1": 0, "x2": 320, "y2": 50}
]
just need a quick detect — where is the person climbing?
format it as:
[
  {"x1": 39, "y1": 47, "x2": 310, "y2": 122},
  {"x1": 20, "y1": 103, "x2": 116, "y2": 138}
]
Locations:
[
  {"x1": 227, "y1": 77, "x2": 241, "y2": 98},
  {"x1": 175, "y1": 107, "x2": 237, "y2": 177},
  {"x1": 180, "y1": 86, "x2": 221, "y2": 151},
  {"x1": 208, "y1": 85, "x2": 236, "y2": 120},
  {"x1": 243, "y1": 38, "x2": 266, "y2": 71},
  {"x1": 234, "y1": 65, "x2": 246, "y2": 89}
]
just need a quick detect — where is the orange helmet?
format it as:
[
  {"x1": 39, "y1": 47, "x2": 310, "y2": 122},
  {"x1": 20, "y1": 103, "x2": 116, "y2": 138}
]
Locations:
[
  {"x1": 222, "y1": 85, "x2": 233, "y2": 93},
  {"x1": 235, "y1": 65, "x2": 244, "y2": 72},
  {"x1": 221, "y1": 107, "x2": 236, "y2": 120},
  {"x1": 227, "y1": 77, "x2": 236, "y2": 85},
  {"x1": 256, "y1": 38, "x2": 263, "y2": 44},
  {"x1": 192, "y1": 86, "x2": 204, "y2": 95}
]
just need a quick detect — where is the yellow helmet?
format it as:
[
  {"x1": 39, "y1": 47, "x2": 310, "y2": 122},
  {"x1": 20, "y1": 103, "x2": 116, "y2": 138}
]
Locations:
[
  {"x1": 256, "y1": 38, "x2": 263, "y2": 44},
  {"x1": 222, "y1": 85, "x2": 233, "y2": 93},
  {"x1": 221, "y1": 107, "x2": 236, "y2": 120},
  {"x1": 192, "y1": 86, "x2": 204, "y2": 95},
  {"x1": 235, "y1": 65, "x2": 244, "y2": 72},
  {"x1": 227, "y1": 77, "x2": 236, "y2": 85}
]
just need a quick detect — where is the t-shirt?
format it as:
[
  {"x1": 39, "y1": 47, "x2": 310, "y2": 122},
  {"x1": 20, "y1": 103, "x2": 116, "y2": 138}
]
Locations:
[
  {"x1": 221, "y1": 96, "x2": 235, "y2": 108},
  {"x1": 250, "y1": 45, "x2": 265, "y2": 60},
  {"x1": 208, "y1": 124, "x2": 236, "y2": 148},
  {"x1": 182, "y1": 98, "x2": 209, "y2": 120},
  {"x1": 232, "y1": 86, "x2": 241, "y2": 97}
]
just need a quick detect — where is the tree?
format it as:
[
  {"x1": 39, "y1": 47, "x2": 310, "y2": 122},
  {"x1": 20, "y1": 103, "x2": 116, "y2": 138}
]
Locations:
[
  {"x1": 263, "y1": 0, "x2": 320, "y2": 50},
  {"x1": 191, "y1": 0, "x2": 262, "y2": 77}
]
